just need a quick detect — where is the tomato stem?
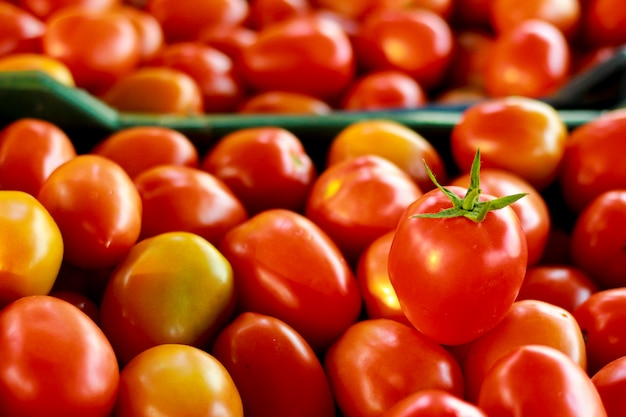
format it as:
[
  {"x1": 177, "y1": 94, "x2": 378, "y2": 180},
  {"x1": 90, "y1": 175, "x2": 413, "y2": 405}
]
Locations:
[{"x1": 412, "y1": 149, "x2": 527, "y2": 223}]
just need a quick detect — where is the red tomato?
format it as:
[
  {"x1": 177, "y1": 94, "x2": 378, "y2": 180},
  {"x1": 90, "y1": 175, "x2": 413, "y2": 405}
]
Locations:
[
  {"x1": 115, "y1": 4, "x2": 164, "y2": 63},
  {"x1": 17, "y1": 0, "x2": 120, "y2": 19},
  {"x1": 211, "y1": 312, "x2": 336, "y2": 417},
  {"x1": 450, "y1": 168, "x2": 551, "y2": 266},
  {"x1": 592, "y1": 356, "x2": 626, "y2": 417},
  {"x1": 91, "y1": 125, "x2": 198, "y2": 179},
  {"x1": 353, "y1": 8, "x2": 454, "y2": 90},
  {"x1": 324, "y1": 318, "x2": 465, "y2": 417},
  {"x1": 559, "y1": 108, "x2": 626, "y2": 214},
  {"x1": 574, "y1": 288, "x2": 626, "y2": 375},
  {"x1": 516, "y1": 265, "x2": 599, "y2": 313},
  {"x1": 247, "y1": 0, "x2": 311, "y2": 30},
  {"x1": 482, "y1": 19, "x2": 571, "y2": 98},
  {"x1": 0, "y1": 295, "x2": 119, "y2": 417},
  {"x1": 477, "y1": 345, "x2": 608, "y2": 417},
  {"x1": 341, "y1": 69, "x2": 429, "y2": 111},
  {"x1": 200, "y1": 127, "x2": 316, "y2": 215},
  {"x1": 197, "y1": 24, "x2": 257, "y2": 64},
  {"x1": 218, "y1": 208, "x2": 362, "y2": 353},
  {"x1": 461, "y1": 299, "x2": 587, "y2": 402},
  {"x1": 147, "y1": 0, "x2": 249, "y2": 42},
  {"x1": 49, "y1": 289, "x2": 100, "y2": 325},
  {"x1": 114, "y1": 343, "x2": 243, "y2": 417},
  {"x1": 0, "y1": 118, "x2": 76, "y2": 196},
  {"x1": 580, "y1": 0, "x2": 626, "y2": 47},
  {"x1": 100, "y1": 231, "x2": 236, "y2": 365},
  {"x1": 305, "y1": 154, "x2": 422, "y2": 264},
  {"x1": 451, "y1": 96, "x2": 568, "y2": 191},
  {"x1": 388, "y1": 152, "x2": 528, "y2": 346},
  {"x1": 37, "y1": 154, "x2": 142, "y2": 269},
  {"x1": 570, "y1": 190, "x2": 626, "y2": 289},
  {"x1": 238, "y1": 91, "x2": 333, "y2": 114},
  {"x1": 0, "y1": 2, "x2": 45, "y2": 57},
  {"x1": 380, "y1": 389, "x2": 488, "y2": 417},
  {"x1": 42, "y1": 7, "x2": 141, "y2": 94},
  {"x1": 240, "y1": 15, "x2": 355, "y2": 101},
  {"x1": 490, "y1": 0, "x2": 581, "y2": 38},
  {"x1": 134, "y1": 165, "x2": 247, "y2": 246}
]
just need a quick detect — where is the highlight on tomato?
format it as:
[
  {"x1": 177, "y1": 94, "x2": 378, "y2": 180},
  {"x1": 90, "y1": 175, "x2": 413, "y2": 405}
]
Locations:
[{"x1": 0, "y1": 2, "x2": 45, "y2": 57}]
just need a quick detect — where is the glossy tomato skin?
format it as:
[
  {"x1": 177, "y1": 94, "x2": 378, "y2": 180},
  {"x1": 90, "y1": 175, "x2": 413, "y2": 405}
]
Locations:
[
  {"x1": 201, "y1": 127, "x2": 316, "y2": 215},
  {"x1": 0, "y1": 2, "x2": 45, "y2": 57},
  {"x1": 17, "y1": 0, "x2": 121, "y2": 19},
  {"x1": 305, "y1": 154, "x2": 422, "y2": 264},
  {"x1": 0, "y1": 53, "x2": 75, "y2": 86},
  {"x1": 238, "y1": 91, "x2": 333, "y2": 114},
  {"x1": 324, "y1": 318, "x2": 464, "y2": 417},
  {"x1": 114, "y1": 343, "x2": 243, "y2": 417},
  {"x1": 0, "y1": 118, "x2": 76, "y2": 196},
  {"x1": 592, "y1": 356, "x2": 626, "y2": 417},
  {"x1": 569, "y1": 190, "x2": 626, "y2": 289},
  {"x1": 115, "y1": 5, "x2": 164, "y2": 63},
  {"x1": 0, "y1": 295, "x2": 119, "y2": 417},
  {"x1": 247, "y1": 0, "x2": 311, "y2": 30},
  {"x1": 489, "y1": 0, "x2": 581, "y2": 38},
  {"x1": 100, "y1": 231, "x2": 236, "y2": 365},
  {"x1": 478, "y1": 345, "x2": 608, "y2": 417},
  {"x1": 240, "y1": 15, "x2": 355, "y2": 101},
  {"x1": 211, "y1": 312, "x2": 336, "y2": 417},
  {"x1": 380, "y1": 389, "x2": 488, "y2": 417},
  {"x1": 218, "y1": 208, "x2": 362, "y2": 353},
  {"x1": 388, "y1": 185, "x2": 528, "y2": 346}
]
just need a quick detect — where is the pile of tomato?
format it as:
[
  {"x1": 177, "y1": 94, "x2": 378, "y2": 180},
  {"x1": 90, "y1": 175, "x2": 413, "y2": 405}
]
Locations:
[{"x1": 2, "y1": 0, "x2": 626, "y2": 417}]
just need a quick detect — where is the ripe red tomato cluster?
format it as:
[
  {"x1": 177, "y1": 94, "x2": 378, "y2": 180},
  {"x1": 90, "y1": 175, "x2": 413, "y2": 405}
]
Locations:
[{"x1": 1, "y1": 0, "x2": 625, "y2": 114}]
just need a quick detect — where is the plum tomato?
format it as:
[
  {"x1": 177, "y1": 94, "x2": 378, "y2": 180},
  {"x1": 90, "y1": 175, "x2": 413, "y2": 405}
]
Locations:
[
  {"x1": 451, "y1": 96, "x2": 568, "y2": 191},
  {"x1": 0, "y1": 2, "x2": 45, "y2": 57},
  {"x1": 0, "y1": 117, "x2": 76, "y2": 196},
  {"x1": 99, "y1": 231, "x2": 236, "y2": 365},
  {"x1": 17, "y1": 0, "x2": 121, "y2": 19},
  {"x1": 570, "y1": 190, "x2": 626, "y2": 289},
  {"x1": 305, "y1": 154, "x2": 422, "y2": 264},
  {"x1": 0, "y1": 191, "x2": 63, "y2": 308},
  {"x1": 237, "y1": 91, "x2": 333, "y2": 114},
  {"x1": 380, "y1": 389, "x2": 488, "y2": 417},
  {"x1": 592, "y1": 355, "x2": 626, "y2": 417},
  {"x1": 0, "y1": 295, "x2": 119, "y2": 417},
  {"x1": 114, "y1": 343, "x2": 243, "y2": 417},
  {"x1": 218, "y1": 208, "x2": 362, "y2": 353},
  {"x1": 0, "y1": 53, "x2": 75, "y2": 86},
  {"x1": 36, "y1": 154, "x2": 142, "y2": 270},
  {"x1": 326, "y1": 119, "x2": 447, "y2": 192},
  {"x1": 91, "y1": 125, "x2": 199, "y2": 179},
  {"x1": 211, "y1": 312, "x2": 336, "y2": 417},
  {"x1": 324, "y1": 318, "x2": 465, "y2": 417},
  {"x1": 477, "y1": 345, "x2": 608, "y2": 417},
  {"x1": 388, "y1": 151, "x2": 528, "y2": 346},
  {"x1": 489, "y1": 0, "x2": 581, "y2": 39}
]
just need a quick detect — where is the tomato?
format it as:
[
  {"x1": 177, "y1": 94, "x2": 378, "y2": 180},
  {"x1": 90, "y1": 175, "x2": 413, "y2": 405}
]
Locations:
[
  {"x1": 0, "y1": 191, "x2": 63, "y2": 308},
  {"x1": 326, "y1": 119, "x2": 447, "y2": 192},
  {"x1": 200, "y1": 127, "x2": 316, "y2": 215},
  {"x1": 147, "y1": 0, "x2": 249, "y2": 42},
  {"x1": 238, "y1": 91, "x2": 333, "y2": 114},
  {"x1": 197, "y1": 24, "x2": 257, "y2": 64},
  {"x1": 450, "y1": 168, "x2": 550, "y2": 266},
  {"x1": 42, "y1": 7, "x2": 141, "y2": 95},
  {"x1": 102, "y1": 67, "x2": 204, "y2": 115},
  {"x1": 490, "y1": 0, "x2": 581, "y2": 39},
  {"x1": 380, "y1": 389, "x2": 488, "y2": 417},
  {"x1": 0, "y1": 295, "x2": 119, "y2": 417},
  {"x1": 115, "y1": 4, "x2": 164, "y2": 63},
  {"x1": 0, "y1": 118, "x2": 76, "y2": 196},
  {"x1": 0, "y1": 53, "x2": 75, "y2": 86},
  {"x1": 591, "y1": 356, "x2": 626, "y2": 417},
  {"x1": 247, "y1": 0, "x2": 311, "y2": 30},
  {"x1": 146, "y1": 41, "x2": 245, "y2": 113},
  {"x1": 569, "y1": 190, "x2": 626, "y2": 289},
  {"x1": 91, "y1": 125, "x2": 198, "y2": 179},
  {"x1": 37, "y1": 154, "x2": 142, "y2": 269},
  {"x1": 573, "y1": 288, "x2": 626, "y2": 375},
  {"x1": 114, "y1": 343, "x2": 243, "y2": 417},
  {"x1": 341, "y1": 69, "x2": 428, "y2": 111},
  {"x1": 218, "y1": 208, "x2": 362, "y2": 352},
  {"x1": 451, "y1": 96, "x2": 568, "y2": 191},
  {"x1": 305, "y1": 154, "x2": 422, "y2": 264},
  {"x1": 461, "y1": 299, "x2": 587, "y2": 401},
  {"x1": 0, "y1": 2, "x2": 45, "y2": 57},
  {"x1": 388, "y1": 152, "x2": 528, "y2": 346},
  {"x1": 482, "y1": 19, "x2": 571, "y2": 98},
  {"x1": 559, "y1": 108, "x2": 626, "y2": 214},
  {"x1": 49, "y1": 289, "x2": 100, "y2": 325},
  {"x1": 240, "y1": 15, "x2": 355, "y2": 101},
  {"x1": 517, "y1": 265, "x2": 599, "y2": 313},
  {"x1": 100, "y1": 231, "x2": 235, "y2": 365},
  {"x1": 580, "y1": 0, "x2": 626, "y2": 47},
  {"x1": 434, "y1": 86, "x2": 487, "y2": 105},
  {"x1": 324, "y1": 318, "x2": 464, "y2": 417},
  {"x1": 446, "y1": 29, "x2": 494, "y2": 90},
  {"x1": 211, "y1": 312, "x2": 336, "y2": 417},
  {"x1": 134, "y1": 165, "x2": 247, "y2": 246},
  {"x1": 17, "y1": 0, "x2": 120, "y2": 19},
  {"x1": 353, "y1": 8, "x2": 454, "y2": 90},
  {"x1": 355, "y1": 231, "x2": 410, "y2": 325},
  {"x1": 477, "y1": 345, "x2": 608, "y2": 417}
]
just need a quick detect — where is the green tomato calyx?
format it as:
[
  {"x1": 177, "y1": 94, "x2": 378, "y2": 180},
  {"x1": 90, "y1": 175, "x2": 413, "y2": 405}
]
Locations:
[{"x1": 412, "y1": 149, "x2": 527, "y2": 223}]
